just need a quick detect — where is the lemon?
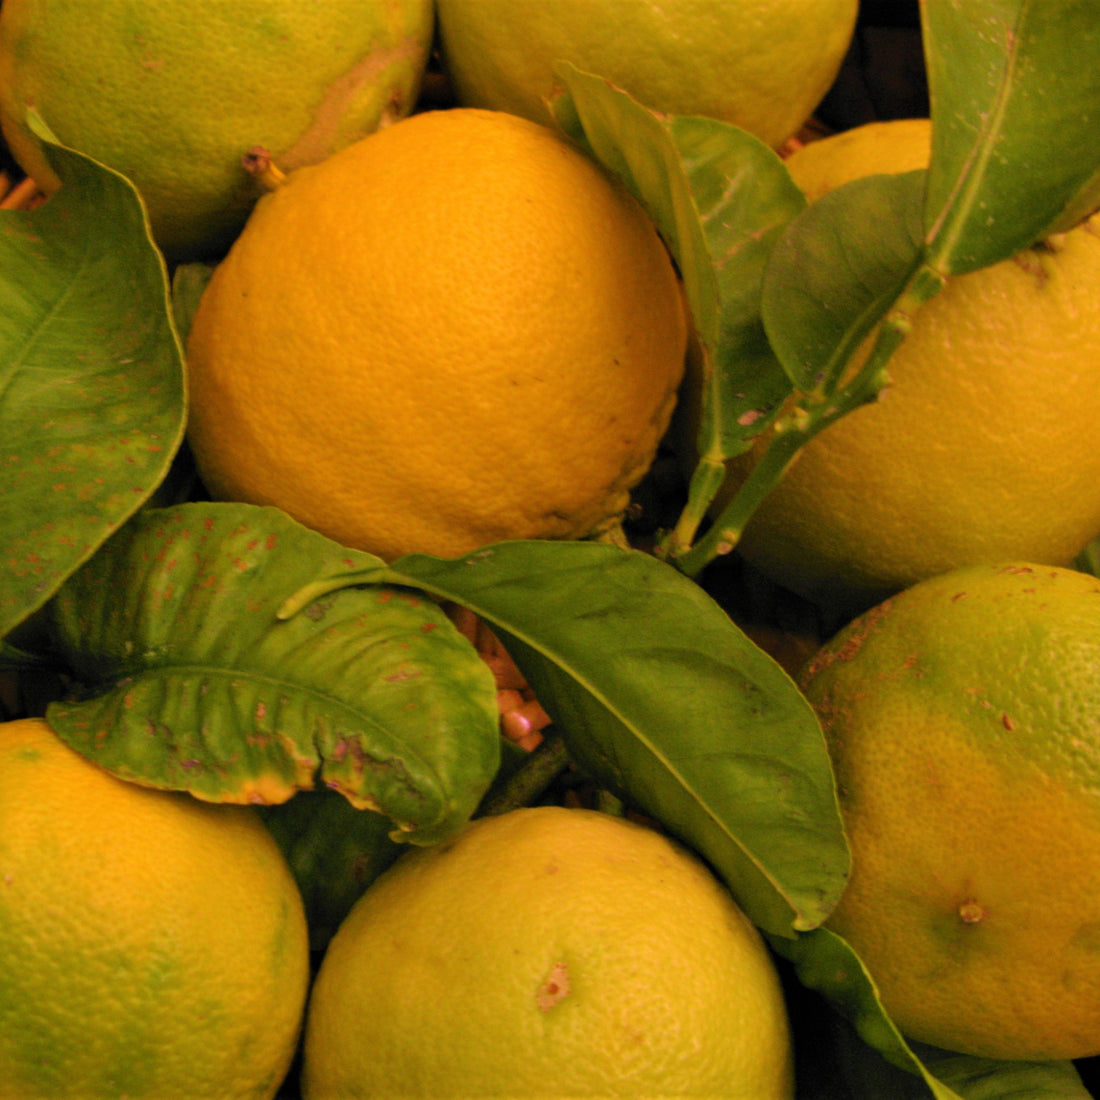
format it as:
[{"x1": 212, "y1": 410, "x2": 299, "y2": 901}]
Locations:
[
  {"x1": 301, "y1": 805, "x2": 794, "y2": 1098},
  {"x1": 784, "y1": 116, "x2": 932, "y2": 201},
  {"x1": 0, "y1": 0, "x2": 433, "y2": 260},
  {"x1": 800, "y1": 562, "x2": 1100, "y2": 1061},
  {"x1": 185, "y1": 107, "x2": 687, "y2": 562},
  {"x1": 435, "y1": 0, "x2": 858, "y2": 149},
  {"x1": 720, "y1": 118, "x2": 1100, "y2": 617},
  {"x1": 0, "y1": 716, "x2": 310, "y2": 1098}
]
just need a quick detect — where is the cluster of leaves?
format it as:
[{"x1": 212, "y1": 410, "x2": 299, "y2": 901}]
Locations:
[{"x1": 2, "y1": 1, "x2": 1099, "y2": 1097}]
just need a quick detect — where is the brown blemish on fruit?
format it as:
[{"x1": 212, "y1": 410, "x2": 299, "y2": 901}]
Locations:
[
  {"x1": 281, "y1": 38, "x2": 429, "y2": 168},
  {"x1": 536, "y1": 961, "x2": 571, "y2": 1012},
  {"x1": 958, "y1": 899, "x2": 986, "y2": 925},
  {"x1": 799, "y1": 598, "x2": 894, "y2": 682}
]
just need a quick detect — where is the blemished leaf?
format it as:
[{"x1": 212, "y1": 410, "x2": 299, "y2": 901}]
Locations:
[
  {"x1": 761, "y1": 171, "x2": 927, "y2": 395},
  {"x1": 0, "y1": 114, "x2": 185, "y2": 639},
  {"x1": 922, "y1": 0, "x2": 1100, "y2": 274},
  {"x1": 377, "y1": 540, "x2": 849, "y2": 939},
  {"x1": 40, "y1": 502, "x2": 500, "y2": 846}
]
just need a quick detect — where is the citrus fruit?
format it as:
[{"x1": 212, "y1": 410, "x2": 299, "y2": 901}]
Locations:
[
  {"x1": 784, "y1": 116, "x2": 932, "y2": 201},
  {"x1": 301, "y1": 805, "x2": 794, "y2": 1098},
  {"x1": 0, "y1": 716, "x2": 310, "y2": 1098},
  {"x1": 185, "y1": 107, "x2": 688, "y2": 562},
  {"x1": 799, "y1": 561, "x2": 1100, "y2": 1061},
  {"x1": 0, "y1": 0, "x2": 433, "y2": 260},
  {"x1": 435, "y1": 0, "x2": 858, "y2": 149},
  {"x1": 719, "y1": 117, "x2": 1100, "y2": 618}
]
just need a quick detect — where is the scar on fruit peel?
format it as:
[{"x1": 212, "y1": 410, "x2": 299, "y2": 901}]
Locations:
[
  {"x1": 958, "y1": 899, "x2": 985, "y2": 925},
  {"x1": 536, "y1": 961, "x2": 571, "y2": 1012}
]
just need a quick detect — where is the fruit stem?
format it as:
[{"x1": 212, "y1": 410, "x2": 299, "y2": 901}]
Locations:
[{"x1": 242, "y1": 147, "x2": 288, "y2": 192}]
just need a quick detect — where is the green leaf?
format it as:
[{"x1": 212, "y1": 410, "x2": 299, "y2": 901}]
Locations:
[
  {"x1": 40, "y1": 502, "x2": 500, "y2": 845},
  {"x1": 775, "y1": 927, "x2": 1091, "y2": 1099},
  {"x1": 546, "y1": 63, "x2": 805, "y2": 553},
  {"x1": 665, "y1": 114, "x2": 807, "y2": 458},
  {"x1": 761, "y1": 171, "x2": 927, "y2": 394},
  {"x1": 0, "y1": 114, "x2": 185, "y2": 640},
  {"x1": 772, "y1": 927, "x2": 964, "y2": 1100},
  {"x1": 549, "y1": 64, "x2": 803, "y2": 446},
  {"x1": 922, "y1": 0, "x2": 1100, "y2": 273},
  {"x1": 919, "y1": 1048, "x2": 1091, "y2": 1100},
  {"x1": 374, "y1": 540, "x2": 849, "y2": 938}
]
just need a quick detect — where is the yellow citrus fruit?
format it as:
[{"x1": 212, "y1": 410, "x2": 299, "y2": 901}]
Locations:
[
  {"x1": 185, "y1": 107, "x2": 687, "y2": 562},
  {"x1": 799, "y1": 562, "x2": 1100, "y2": 1061},
  {"x1": 435, "y1": 0, "x2": 858, "y2": 149},
  {"x1": 301, "y1": 805, "x2": 794, "y2": 1098},
  {"x1": 0, "y1": 0, "x2": 433, "y2": 260},
  {"x1": 719, "y1": 117, "x2": 1100, "y2": 618},
  {"x1": 0, "y1": 716, "x2": 311, "y2": 1099},
  {"x1": 784, "y1": 116, "x2": 932, "y2": 201}
]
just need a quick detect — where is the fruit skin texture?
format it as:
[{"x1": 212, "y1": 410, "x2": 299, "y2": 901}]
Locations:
[
  {"x1": 0, "y1": 0, "x2": 433, "y2": 260},
  {"x1": 799, "y1": 562, "x2": 1100, "y2": 1061},
  {"x1": 435, "y1": 0, "x2": 858, "y2": 149},
  {"x1": 0, "y1": 716, "x2": 311, "y2": 1099},
  {"x1": 185, "y1": 107, "x2": 687, "y2": 563},
  {"x1": 301, "y1": 805, "x2": 794, "y2": 1099},
  {"x1": 722, "y1": 118, "x2": 1100, "y2": 618}
]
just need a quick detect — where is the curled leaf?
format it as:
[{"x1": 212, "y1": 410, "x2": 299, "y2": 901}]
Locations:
[{"x1": 41, "y1": 502, "x2": 500, "y2": 845}]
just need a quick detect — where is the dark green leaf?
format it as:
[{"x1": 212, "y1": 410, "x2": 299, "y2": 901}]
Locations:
[
  {"x1": 0, "y1": 114, "x2": 185, "y2": 639},
  {"x1": 918, "y1": 1047, "x2": 1091, "y2": 1100},
  {"x1": 922, "y1": 0, "x2": 1100, "y2": 273},
  {"x1": 41, "y1": 502, "x2": 500, "y2": 845},
  {"x1": 761, "y1": 171, "x2": 927, "y2": 394},
  {"x1": 379, "y1": 540, "x2": 848, "y2": 938}
]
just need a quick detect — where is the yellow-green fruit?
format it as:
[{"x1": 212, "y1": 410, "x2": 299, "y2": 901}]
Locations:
[
  {"x1": 0, "y1": 0, "x2": 433, "y2": 260},
  {"x1": 721, "y1": 118, "x2": 1100, "y2": 618},
  {"x1": 0, "y1": 716, "x2": 310, "y2": 1099},
  {"x1": 435, "y1": 0, "x2": 858, "y2": 148},
  {"x1": 302, "y1": 806, "x2": 794, "y2": 1098},
  {"x1": 801, "y1": 562, "x2": 1100, "y2": 1061}
]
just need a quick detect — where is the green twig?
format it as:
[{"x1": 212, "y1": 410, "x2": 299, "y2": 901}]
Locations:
[{"x1": 476, "y1": 729, "x2": 571, "y2": 816}]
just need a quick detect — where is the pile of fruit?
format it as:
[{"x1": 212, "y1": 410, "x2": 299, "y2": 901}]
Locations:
[{"x1": 2, "y1": 1, "x2": 1100, "y2": 1097}]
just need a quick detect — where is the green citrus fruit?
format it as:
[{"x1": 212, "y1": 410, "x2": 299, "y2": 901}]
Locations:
[
  {"x1": 301, "y1": 805, "x2": 794, "y2": 1098},
  {"x1": 0, "y1": 716, "x2": 310, "y2": 1098},
  {"x1": 435, "y1": 0, "x2": 858, "y2": 149},
  {"x1": 0, "y1": 0, "x2": 433, "y2": 260},
  {"x1": 800, "y1": 562, "x2": 1100, "y2": 1061}
]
